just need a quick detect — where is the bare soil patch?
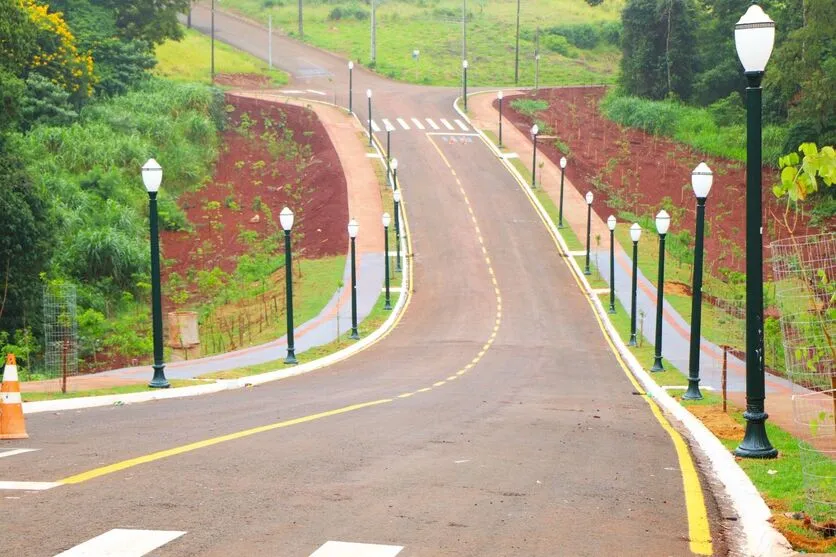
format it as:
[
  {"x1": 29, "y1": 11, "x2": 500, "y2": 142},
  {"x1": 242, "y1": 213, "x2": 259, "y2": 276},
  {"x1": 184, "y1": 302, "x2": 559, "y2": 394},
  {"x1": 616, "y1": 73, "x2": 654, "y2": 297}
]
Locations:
[
  {"x1": 214, "y1": 73, "x2": 273, "y2": 89},
  {"x1": 161, "y1": 95, "x2": 348, "y2": 302},
  {"x1": 500, "y1": 87, "x2": 827, "y2": 277},
  {"x1": 685, "y1": 404, "x2": 744, "y2": 441}
]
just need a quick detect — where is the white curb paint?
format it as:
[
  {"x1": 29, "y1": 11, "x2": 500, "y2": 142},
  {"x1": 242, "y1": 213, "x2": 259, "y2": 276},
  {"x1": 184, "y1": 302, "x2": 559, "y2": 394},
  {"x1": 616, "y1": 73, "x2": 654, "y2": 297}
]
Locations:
[
  {"x1": 453, "y1": 92, "x2": 794, "y2": 557},
  {"x1": 0, "y1": 481, "x2": 60, "y2": 491},
  {"x1": 310, "y1": 541, "x2": 403, "y2": 557},
  {"x1": 0, "y1": 448, "x2": 38, "y2": 459},
  {"x1": 501, "y1": 152, "x2": 519, "y2": 159},
  {"x1": 24, "y1": 97, "x2": 411, "y2": 416},
  {"x1": 55, "y1": 529, "x2": 186, "y2": 557}
]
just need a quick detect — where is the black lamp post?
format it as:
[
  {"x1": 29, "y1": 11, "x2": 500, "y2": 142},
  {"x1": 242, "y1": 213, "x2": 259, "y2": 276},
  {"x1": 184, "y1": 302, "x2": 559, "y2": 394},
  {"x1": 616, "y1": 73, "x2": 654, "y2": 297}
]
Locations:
[
  {"x1": 558, "y1": 156, "x2": 567, "y2": 228},
  {"x1": 348, "y1": 60, "x2": 354, "y2": 114},
  {"x1": 462, "y1": 59, "x2": 468, "y2": 111},
  {"x1": 684, "y1": 163, "x2": 713, "y2": 400},
  {"x1": 497, "y1": 91, "x2": 504, "y2": 148},
  {"x1": 279, "y1": 207, "x2": 297, "y2": 364},
  {"x1": 391, "y1": 158, "x2": 398, "y2": 191},
  {"x1": 607, "y1": 215, "x2": 617, "y2": 314},
  {"x1": 393, "y1": 190, "x2": 402, "y2": 272},
  {"x1": 383, "y1": 213, "x2": 392, "y2": 310},
  {"x1": 584, "y1": 191, "x2": 593, "y2": 275},
  {"x1": 348, "y1": 218, "x2": 360, "y2": 339},
  {"x1": 650, "y1": 210, "x2": 671, "y2": 372},
  {"x1": 385, "y1": 122, "x2": 394, "y2": 185},
  {"x1": 629, "y1": 223, "x2": 641, "y2": 347},
  {"x1": 530, "y1": 124, "x2": 539, "y2": 188},
  {"x1": 734, "y1": 3, "x2": 777, "y2": 458},
  {"x1": 210, "y1": 0, "x2": 215, "y2": 80},
  {"x1": 367, "y1": 89, "x2": 373, "y2": 147},
  {"x1": 142, "y1": 158, "x2": 169, "y2": 389}
]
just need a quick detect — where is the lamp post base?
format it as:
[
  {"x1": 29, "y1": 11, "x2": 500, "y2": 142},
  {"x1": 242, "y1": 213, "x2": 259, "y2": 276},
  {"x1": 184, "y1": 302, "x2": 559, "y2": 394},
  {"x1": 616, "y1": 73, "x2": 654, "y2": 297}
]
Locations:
[
  {"x1": 735, "y1": 410, "x2": 778, "y2": 458},
  {"x1": 148, "y1": 364, "x2": 170, "y2": 389},
  {"x1": 628, "y1": 335, "x2": 638, "y2": 347},
  {"x1": 608, "y1": 305, "x2": 616, "y2": 315},
  {"x1": 350, "y1": 329, "x2": 360, "y2": 340},
  {"x1": 682, "y1": 378, "x2": 703, "y2": 400},
  {"x1": 284, "y1": 350, "x2": 297, "y2": 365},
  {"x1": 384, "y1": 301, "x2": 392, "y2": 310},
  {"x1": 650, "y1": 356, "x2": 664, "y2": 372}
]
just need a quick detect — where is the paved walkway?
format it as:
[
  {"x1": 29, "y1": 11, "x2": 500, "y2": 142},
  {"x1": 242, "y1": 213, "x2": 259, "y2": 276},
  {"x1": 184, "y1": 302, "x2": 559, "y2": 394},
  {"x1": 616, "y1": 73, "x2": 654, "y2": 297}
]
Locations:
[
  {"x1": 24, "y1": 98, "x2": 391, "y2": 390},
  {"x1": 467, "y1": 90, "x2": 813, "y2": 440}
]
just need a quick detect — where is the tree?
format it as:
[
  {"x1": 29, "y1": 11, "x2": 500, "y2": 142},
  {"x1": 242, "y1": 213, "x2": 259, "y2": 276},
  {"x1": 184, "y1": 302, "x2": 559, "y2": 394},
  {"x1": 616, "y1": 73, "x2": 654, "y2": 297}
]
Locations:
[
  {"x1": 0, "y1": 0, "x2": 38, "y2": 75},
  {"x1": 93, "y1": 0, "x2": 191, "y2": 46},
  {"x1": 620, "y1": 0, "x2": 697, "y2": 100}
]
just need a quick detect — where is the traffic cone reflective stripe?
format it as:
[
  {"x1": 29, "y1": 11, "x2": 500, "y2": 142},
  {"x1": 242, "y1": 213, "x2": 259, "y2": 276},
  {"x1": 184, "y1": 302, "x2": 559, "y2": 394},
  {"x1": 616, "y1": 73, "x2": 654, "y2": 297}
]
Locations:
[{"x1": 0, "y1": 353, "x2": 28, "y2": 439}]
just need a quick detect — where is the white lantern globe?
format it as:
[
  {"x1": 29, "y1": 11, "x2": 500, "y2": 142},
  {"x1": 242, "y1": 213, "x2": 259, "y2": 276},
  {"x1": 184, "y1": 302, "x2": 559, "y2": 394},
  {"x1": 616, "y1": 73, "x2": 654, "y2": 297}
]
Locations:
[
  {"x1": 607, "y1": 215, "x2": 616, "y2": 231},
  {"x1": 142, "y1": 158, "x2": 162, "y2": 193},
  {"x1": 691, "y1": 162, "x2": 713, "y2": 199},
  {"x1": 630, "y1": 223, "x2": 642, "y2": 243},
  {"x1": 279, "y1": 207, "x2": 294, "y2": 231},
  {"x1": 734, "y1": 4, "x2": 775, "y2": 73},
  {"x1": 656, "y1": 210, "x2": 671, "y2": 235},
  {"x1": 348, "y1": 218, "x2": 359, "y2": 238}
]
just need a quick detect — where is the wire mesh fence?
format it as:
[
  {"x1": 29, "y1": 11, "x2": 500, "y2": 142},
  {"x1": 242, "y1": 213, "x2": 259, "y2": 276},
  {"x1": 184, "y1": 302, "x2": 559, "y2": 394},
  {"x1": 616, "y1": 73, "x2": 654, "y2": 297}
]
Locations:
[
  {"x1": 771, "y1": 232, "x2": 835, "y2": 524},
  {"x1": 43, "y1": 283, "x2": 78, "y2": 393}
]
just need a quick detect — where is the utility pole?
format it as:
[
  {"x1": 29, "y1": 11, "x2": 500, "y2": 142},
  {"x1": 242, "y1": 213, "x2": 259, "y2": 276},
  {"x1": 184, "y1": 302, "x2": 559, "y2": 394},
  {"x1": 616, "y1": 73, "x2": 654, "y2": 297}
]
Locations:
[
  {"x1": 371, "y1": 0, "x2": 377, "y2": 64},
  {"x1": 514, "y1": 0, "x2": 521, "y2": 84},
  {"x1": 298, "y1": 0, "x2": 303, "y2": 39}
]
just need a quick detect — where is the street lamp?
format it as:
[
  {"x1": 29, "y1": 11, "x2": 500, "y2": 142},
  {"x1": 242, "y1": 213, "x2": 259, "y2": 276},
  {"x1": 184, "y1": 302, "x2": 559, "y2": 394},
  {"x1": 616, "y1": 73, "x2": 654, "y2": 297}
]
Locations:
[
  {"x1": 348, "y1": 61, "x2": 354, "y2": 114},
  {"x1": 393, "y1": 190, "x2": 402, "y2": 272},
  {"x1": 385, "y1": 120, "x2": 395, "y2": 184},
  {"x1": 629, "y1": 223, "x2": 641, "y2": 347},
  {"x1": 497, "y1": 91, "x2": 504, "y2": 148},
  {"x1": 462, "y1": 59, "x2": 468, "y2": 111},
  {"x1": 142, "y1": 158, "x2": 169, "y2": 389},
  {"x1": 558, "y1": 156, "x2": 567, "y2": 228},
  {"x1": 607, "y1": 215, "x2": 617, "y2": 314},
  {"x1": 584, "y1": 191, "x2": 594, "y2": 275},
  {"x1": 734, "y1": 3, "x2": 777, "y2": 458},
  {"x1": 280, "y1": 207, "x2": 297, "y2": 364},
  {"x1": 391, "y1": 157, "x2": 399, "y2": 191},
  {"x1": 650, "y1": 209, "x2": 671, "y2": 372},
  {"x1": 530, "y1": 124, "x2": 539, "y2": 188},
  {"x1": 383, "y1": 213, "x2": 392, "y2": 310},
  {"x1": 683, "y1": 163, "x2": 713, "y2": 399},
  {"x1": 348, "y1": 218, "x2": 360, "y2": 339},
  {"x1": 367, "y1": 89, "x2": 373, "y2": 146}
]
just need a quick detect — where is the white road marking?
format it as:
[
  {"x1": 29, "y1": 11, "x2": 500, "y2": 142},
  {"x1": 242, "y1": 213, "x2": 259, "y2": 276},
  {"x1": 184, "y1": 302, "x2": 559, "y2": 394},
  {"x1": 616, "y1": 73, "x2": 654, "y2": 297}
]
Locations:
[
  {"x1": 439, "y1": 118, "x2": 455, "y2": 131},
  {"x1": 454, "y1": 459, "x2": 470, "y2": 464},
  {"x1": 381, "y1": 118, "x2": 395, "y2": 132},
  {"x1": 310, "y1": 541, "x2": 403, "y2": 557},
  {"x1": 306, "y1": 89, "x2": 327, "y2": 96},
  {"x1": 0, "y1": 448, "x2": 38, "y2": 459},
  {"x1": 55, "y1": 529, "x2": 186, "y2": 557},
  {"x1": 396, "y1": 118, "x2": 410, "y2": 130},
  {"x1": 426, "y1": 132, "x2": 480, "y2": 137},
  {"x1": 365, "y1": 153, "x2": 382, "y2": 158},
  {"x1": 454, "y1": 119, "x2": 469, "y2": 131},
  {"x1": 280, "y1": 89, "x2": 305, "y2": 94},
  {"x1": 501, "y1": 152, "x2": 519, "y2": 159},
  {"x1": 0, "y1": 481, "x2": 60, "y2": 491},
  {"x1": 410, "y1": 118, "x2": 425, "y2": 130},
  {"x1": 591, "y1": 288, "x2": 610, "y2": 295},
  {"x1": 370, "y1": 120, "x2": 381, "y2": 132},
  {"x1": 567, "y1": 250, "x2": 587, "y2": 257},
  {"x1": 425, "y1": 118, "x2": 440, "y2": 130}
]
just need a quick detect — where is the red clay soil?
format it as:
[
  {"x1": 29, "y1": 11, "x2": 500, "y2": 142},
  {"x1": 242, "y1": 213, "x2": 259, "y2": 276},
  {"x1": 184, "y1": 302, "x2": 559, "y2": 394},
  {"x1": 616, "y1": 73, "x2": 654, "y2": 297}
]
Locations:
[
  {"x1": 500, "y1": 87, "x2": 829, "y2": 277},
  {"x1": 213, "y1": 73, "x2": 272, "y2": 88},
  {"x1": 160, "y1": 94, "x2": 348, "y2": 302}
]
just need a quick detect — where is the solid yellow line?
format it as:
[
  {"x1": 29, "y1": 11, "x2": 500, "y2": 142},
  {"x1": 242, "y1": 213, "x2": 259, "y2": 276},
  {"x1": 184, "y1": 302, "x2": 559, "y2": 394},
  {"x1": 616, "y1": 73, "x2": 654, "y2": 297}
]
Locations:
[
  {"x1": 484, "y1": 132, "x2": 713, "y2": 555},
  {"x1": 58, "y1": 399, "x2": 392, "y2": 485},
  {"x1": 433, "y1": 381, "x2": 446, "y2": 387}
]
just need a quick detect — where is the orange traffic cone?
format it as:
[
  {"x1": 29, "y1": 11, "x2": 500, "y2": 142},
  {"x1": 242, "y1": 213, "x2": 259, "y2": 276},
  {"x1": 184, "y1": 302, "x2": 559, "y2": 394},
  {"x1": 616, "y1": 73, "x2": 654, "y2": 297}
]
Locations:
[{"x1": 0, "y1": 353, "x2": 28, "y2": 439}]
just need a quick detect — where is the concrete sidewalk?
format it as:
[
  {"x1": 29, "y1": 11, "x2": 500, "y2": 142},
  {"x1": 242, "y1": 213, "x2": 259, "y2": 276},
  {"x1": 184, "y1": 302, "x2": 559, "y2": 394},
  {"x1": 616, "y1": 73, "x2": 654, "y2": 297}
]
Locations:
[
  {"x1": 467, "y1": 90, "x2": 810, "y2": 440},
  {"x1": 28, "y1": 99, "x2": 392, "y2": 389}
]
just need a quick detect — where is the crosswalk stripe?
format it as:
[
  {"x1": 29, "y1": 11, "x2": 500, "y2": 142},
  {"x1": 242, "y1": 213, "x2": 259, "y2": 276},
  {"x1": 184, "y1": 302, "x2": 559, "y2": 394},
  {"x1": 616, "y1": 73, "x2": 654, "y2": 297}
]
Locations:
[
  {"x1": 371, "y1": 120, "x2": 381, "y2": 132},
  {"x1": 425, "y1": 118, "x2": 440, "y2": 130},
  {"x1": 310, "y1": 541, "x2": 403, "y2": 557},
  {"x1": 410, "y1": 117, "x2": 425, "y2": 130},
  {"x1": 0, "y1": 481, "x2": 60, "y2": 491},
  {"x1": 396, "y1": 118, "x2": 411, "y2": 130},
  {"x1": 454, "y1": 119, "x2": 469, "y2": 131},
  {"x1": 381, "y1": 118, "x2": 395, "y2": 132},
  {"x1": 440, "y1": 118, "x2": 455, "y2": 130},
  {"x1": 55, "y1": 529, "x2": 186, "y2": 556},
  {"x1": 0, "y1": 448, "x2": 38, "y2": 459}
]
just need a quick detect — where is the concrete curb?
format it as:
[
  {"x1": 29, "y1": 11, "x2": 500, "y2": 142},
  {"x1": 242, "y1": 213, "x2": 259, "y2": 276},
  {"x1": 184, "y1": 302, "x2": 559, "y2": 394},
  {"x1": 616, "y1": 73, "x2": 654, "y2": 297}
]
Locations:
[
  {"x1": 455, "y1": 92, "x2": 794, "y2": 557},
  {"x1": 24, "y1": 100, "x2": 412, "y2": 416}
]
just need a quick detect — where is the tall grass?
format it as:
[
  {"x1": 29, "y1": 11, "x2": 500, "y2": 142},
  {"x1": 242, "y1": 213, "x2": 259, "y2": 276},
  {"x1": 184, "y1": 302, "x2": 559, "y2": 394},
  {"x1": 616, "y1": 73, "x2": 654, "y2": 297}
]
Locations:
[{"x1": 600, "y1": 91, "x2": 787, "y2": 164}]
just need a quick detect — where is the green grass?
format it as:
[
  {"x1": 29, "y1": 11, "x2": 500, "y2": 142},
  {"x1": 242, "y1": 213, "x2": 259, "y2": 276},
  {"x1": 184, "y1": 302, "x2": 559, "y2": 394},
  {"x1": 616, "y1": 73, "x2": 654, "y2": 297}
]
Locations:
[
  {"x1": 219, "y1": 0, "x2": 622, "y2": 86},
  {"x1": 155, "y1": 27, "x2": 289, "y2": 86},
  {"x1": 21, "y1": 380, "x2": 201, "y2": 402},
  {"x1": 200, "y1": 292, "x2": 400, "y2": 380},
  {"x1": 600, "y1": 91, "x2": 787, "y2": 164}
]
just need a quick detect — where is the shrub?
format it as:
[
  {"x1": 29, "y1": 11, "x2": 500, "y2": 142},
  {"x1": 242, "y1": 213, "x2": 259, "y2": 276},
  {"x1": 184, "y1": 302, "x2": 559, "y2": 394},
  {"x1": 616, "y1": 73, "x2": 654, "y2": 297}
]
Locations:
[
  {"x1": 510, "y1": 98, "x2": 549, "y2": 117},
  {"x1": 19, "y1": 73, "x2": 78, "y2": 129},
  {"x1": 542, "y1": 34, "x2": 577, "y2": 58}
]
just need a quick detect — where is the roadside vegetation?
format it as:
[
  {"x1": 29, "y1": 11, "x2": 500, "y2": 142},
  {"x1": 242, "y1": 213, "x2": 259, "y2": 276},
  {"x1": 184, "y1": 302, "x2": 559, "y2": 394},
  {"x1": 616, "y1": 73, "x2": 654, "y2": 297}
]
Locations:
[{"x1": 218, "y1": 0, "x2": 624, "y2": 86}]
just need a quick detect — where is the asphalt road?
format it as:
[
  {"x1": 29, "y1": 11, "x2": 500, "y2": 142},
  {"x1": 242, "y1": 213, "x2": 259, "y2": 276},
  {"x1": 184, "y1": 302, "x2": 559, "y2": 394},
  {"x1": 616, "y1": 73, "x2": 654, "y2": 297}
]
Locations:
[{"x1": 0, "y1": 7, "x2": 727, "y2": 556}]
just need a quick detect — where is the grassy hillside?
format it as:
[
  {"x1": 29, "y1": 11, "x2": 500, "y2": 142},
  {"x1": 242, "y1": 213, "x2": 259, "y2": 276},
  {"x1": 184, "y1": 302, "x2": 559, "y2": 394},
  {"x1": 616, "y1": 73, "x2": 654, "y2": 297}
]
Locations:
[{"x1": 219, "y1": 0, "x2": 624, "y2": 86}]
